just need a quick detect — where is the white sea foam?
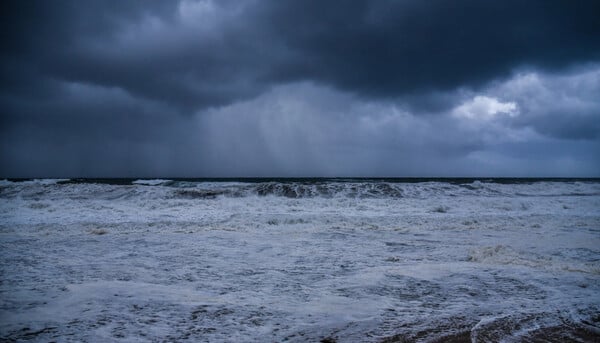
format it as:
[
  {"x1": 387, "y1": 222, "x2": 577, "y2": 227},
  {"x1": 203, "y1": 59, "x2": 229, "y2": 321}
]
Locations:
[{"x1": 0, "y1": 180, "x2": 599, "y2": 341}]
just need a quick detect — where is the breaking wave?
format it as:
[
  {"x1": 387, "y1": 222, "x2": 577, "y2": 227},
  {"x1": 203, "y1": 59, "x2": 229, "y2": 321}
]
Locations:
[
  {"x1": 1, "y1": 178, "x2": 599, "y2": 342},
  {"x1": 1, "y1": 178, "x2": 599, "y2": 200},
  {"x1": 132, "y1": 179, "x2": 173, "y2": 186}
]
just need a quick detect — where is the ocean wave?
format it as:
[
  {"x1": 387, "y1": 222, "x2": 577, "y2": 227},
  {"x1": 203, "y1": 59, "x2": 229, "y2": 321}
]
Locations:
[
  {"x1": 171, "y1": 189, "x2": 226, "y2": 199},
  {"x1": 1, "y1": 179, "x2": 599, "y2": 200},
  {"x1": 252, "y1": 182, "x2": 404, "y2": 198},
  {"x1": 132, "y1": 179, "x2": 173, "y2": 186},
  {"x1": 1, "y1": 178, "x2": 599, "y2": 342},
  {"x1": 0, "y1": 178, "x2": 70, "y2": 186},
  {"x1": 165, "y1": 180, "x2": 600, "y2": 199}
]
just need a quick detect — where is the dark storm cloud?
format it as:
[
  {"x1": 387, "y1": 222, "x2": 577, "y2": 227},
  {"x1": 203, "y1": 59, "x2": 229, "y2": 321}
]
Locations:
[
  {"x1": 3, "y1": 0, "x2": 600, "y2": 110},
  {"x1": 258, "y1": 0, "x2": 600, "y2": 97},
  {"x1": 2, "y1": 0, "x2": 275, "y2": 111},
  {"x1": 1, "y1": 0, "x2": 600, "y2": 177}
]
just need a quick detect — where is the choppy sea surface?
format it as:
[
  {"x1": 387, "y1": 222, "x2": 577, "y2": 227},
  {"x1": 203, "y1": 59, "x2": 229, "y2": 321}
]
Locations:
[{"x1": 1, "y1": 178, "x2": 599, "y2": 342}]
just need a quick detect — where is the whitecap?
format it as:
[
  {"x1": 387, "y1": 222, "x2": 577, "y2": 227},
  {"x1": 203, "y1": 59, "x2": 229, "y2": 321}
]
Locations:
[{"x1": 132, "y1": 179, "x2": 173, "y2": 186}]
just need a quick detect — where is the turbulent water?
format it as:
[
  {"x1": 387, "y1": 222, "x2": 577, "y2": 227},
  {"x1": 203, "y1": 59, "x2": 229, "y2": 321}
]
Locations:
[{"x1": 1, "y1": 178, "x2": 599, "y2": 342}]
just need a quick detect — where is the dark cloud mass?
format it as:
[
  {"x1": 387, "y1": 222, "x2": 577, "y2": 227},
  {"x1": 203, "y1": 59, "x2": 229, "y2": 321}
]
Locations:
[
  {"x1": 259, "y1": 1, "x2": 600, "y2": 95},
  {"x1": 1, "y1": 0, "x2": 599, "y2": 177}
]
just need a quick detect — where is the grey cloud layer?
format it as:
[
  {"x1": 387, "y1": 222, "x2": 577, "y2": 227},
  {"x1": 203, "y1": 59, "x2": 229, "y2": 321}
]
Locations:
[
  {"x1": 1, "y1": 0, "x2": 599, "y2": 176},
  {"x1": 4, "y1": 0, "x2": 600, "y2": 109},
  {"x1": 196, "y1": 78, "x2": 600, "y2": 177}
]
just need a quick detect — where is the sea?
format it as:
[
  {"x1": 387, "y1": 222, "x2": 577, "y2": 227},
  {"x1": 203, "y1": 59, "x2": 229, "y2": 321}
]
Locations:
[{"x1": 1, "y1": 178, "x2": 599, "y2": 342}]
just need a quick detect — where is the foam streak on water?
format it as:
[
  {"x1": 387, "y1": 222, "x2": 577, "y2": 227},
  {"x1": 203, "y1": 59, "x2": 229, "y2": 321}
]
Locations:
[{"x1": 0, "y1": 179, "x2": 599, "y2": 342}]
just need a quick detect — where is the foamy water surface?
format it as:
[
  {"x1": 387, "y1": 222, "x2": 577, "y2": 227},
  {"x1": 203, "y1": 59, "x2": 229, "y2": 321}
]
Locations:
[{"x1": 1, "y1": 179, "x2": 599, "y2": 342}]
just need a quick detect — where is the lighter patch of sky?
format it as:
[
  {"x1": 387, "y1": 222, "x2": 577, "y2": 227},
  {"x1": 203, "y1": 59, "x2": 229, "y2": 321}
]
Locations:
[
  {"x1": 177, "y1": 0, "x2": 247, "y2": 31},
  {"x1": 178, "y1": 0, "x2": 217, "y2": 27},
  {"x1": 452, "y1": 96, "x2": 518, "y2": 121},
  {"x1": 115, "y1": 14, "x2": 167, "y2": 47}
]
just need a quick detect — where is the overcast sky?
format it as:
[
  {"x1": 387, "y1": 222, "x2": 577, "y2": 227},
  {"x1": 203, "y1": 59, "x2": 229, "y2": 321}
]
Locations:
[{"x1": 1, "y1": 0, "x2": 599, "y2": 177}]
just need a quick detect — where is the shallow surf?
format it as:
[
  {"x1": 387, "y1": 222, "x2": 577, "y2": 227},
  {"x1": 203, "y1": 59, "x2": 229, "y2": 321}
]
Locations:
[{"x1": 1, "y1": 179, "x2": 599, "y2": 341}]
